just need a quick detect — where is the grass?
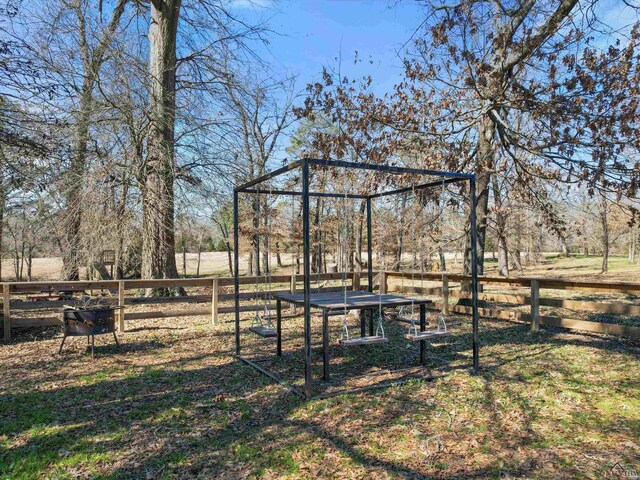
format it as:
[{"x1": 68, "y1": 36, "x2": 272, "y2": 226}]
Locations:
[
  {"x1": 0, "y1": 303, "x2": 638, "y2": 479},
  {"x1": 484, "y1": 253, "x2": 640, "y2": 280},
  {"x1": 0, "y1": 254, "x2": 639, "y2": 478}
]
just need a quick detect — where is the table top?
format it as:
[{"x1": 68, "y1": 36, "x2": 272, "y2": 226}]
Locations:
[{"x1": 273, "y1": 291, "x2": 432, "y2": 310}]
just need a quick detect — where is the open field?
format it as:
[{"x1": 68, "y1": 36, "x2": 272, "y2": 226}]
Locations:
[
  {"x1": 1, "y1": 299, "x2": 639, "y2": 479},
  {"x1": 0, "y1": 252, "x2": 297, "y2": 282},
  {"x1": 3, "y1": 251, "x2": 640, "y2": 283}
]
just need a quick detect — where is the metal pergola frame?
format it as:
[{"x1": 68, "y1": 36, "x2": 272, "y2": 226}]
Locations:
[{"x1": 233, "y1": 158, "x2": 480, "y2": 398}]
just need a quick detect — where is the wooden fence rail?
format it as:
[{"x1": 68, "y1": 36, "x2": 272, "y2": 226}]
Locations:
[
  {"x1": 0, "y1": 272, "x2": 367, "y2": 340},
  {"x1": 384, "y1": 272, "x2": 640, "y2": 339},
  {"x1": 1, "y1": 271, "x2": 639, "y2": 341}
]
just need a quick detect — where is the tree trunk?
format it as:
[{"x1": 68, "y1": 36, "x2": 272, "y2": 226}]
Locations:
[
  {"x1": 535, "y1": 221, "x2": 544, "y2": 264},
  {"x1": 62, "y1": 0, "x2": 129, "y2": 280},
  {"x1": 311, "y1": 198, "x2": 322, "y2": 273},
  {"x1": 511, "y1": 207, "x2": 523, "y2": 272},
  {"x1": 115, "y1": 136, "x2": 137, "y2": 279},
  {"x1": 560, "y1": 236, "x2": 570, "y2": 257},
  {"x1": 226, "y1": 239, "x2": 233, "y2": 276},
  {"x1": 250, "y1": 195, "x2": 260, "y2": 276},
  {"x1": 393, "y1": 194, "x2": 407, "y2": 271},
  {"x1": 196, "y1": 235, "x2": 202, "y2": 276},
  {"x1": 275, "y1": 241, "x2": 283, "y2": 268},
  {"x1": 354, "y1": 200, "x2": 366, "y2": 271},
  {"x1": 181, "y1": 235, "x2": 187, "y2": 276},
  {"x1": 0, "y1": 144, "x2": 5, "y2": 282},
  {"x1": 599, "y1": 193, "x2": 609, "y2": 273},
  {"x1": 262, "y1": 209, "x2": 269, "y2": 274},
  {"x1": 492, "y1": 176, "x2": 509, "y2": 277},
  {"x1": 141, "y1": 0, "x2": 182, "y2": 295},
  {"x1": 463, "y1": 114, "x2": 496, "y2": 291},
  {"x1": 463, "y1": 115, "x2": 494, "y2": 290},
  {"x1": 27, "y1": 247, "x2": 33, "y2": 282},
  {"x1": 19, "y1": 235, "x2": 25, "y2": 281},
  {"x1": 62, "y1": 81, "x2": 92, "y2": 280}
]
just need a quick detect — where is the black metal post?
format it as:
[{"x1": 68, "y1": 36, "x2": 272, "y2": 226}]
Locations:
[
  {"x1": 307, "y1": 158, "x2": 473, "y2": 179},
  {"x1": 302, "y1": 159, "x2": 312, "y2": 398},
  {"x1": 369, "y1": 177, "x2": 463, "y2": 199},
  {"x1": 366, "y1": 197, "x2": 373, "y2": 292},
  {"x1": 360, "y1": 309, "x2": 366, "y2": 337},
  {"x1": 469, "y1": 176, "x2": 480, "y2": 370},
  {"x1": 322, "y1": 309, "x2": 330, "y2": 381},
  {"x1": 276, "y1": 299, "x2": 282, "y2": 356},
  {"x1": 420, "y1": 303, "x2": 426, "y2": 366},
  {"x1": 233, "y1": 191, "x2": 240, "y2": 356},
  {"x1": 243, "y1": 188, "x2": 367, "y2": 199},
  {"x1": 369, "y1": 309, "x2": 374, "y2": 336}
]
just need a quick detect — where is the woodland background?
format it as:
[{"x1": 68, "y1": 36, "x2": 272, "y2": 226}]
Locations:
[{"x1": 0, "y1": 0, "x2": 639, "y2": 285}]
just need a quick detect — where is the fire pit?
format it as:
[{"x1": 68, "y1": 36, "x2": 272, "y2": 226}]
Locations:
[{"x1": 59, "y1": 306, "x2": 119, "y2": 358}]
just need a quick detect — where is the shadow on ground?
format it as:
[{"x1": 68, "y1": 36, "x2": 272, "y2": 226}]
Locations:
[{"x1": 0, "y1": 313, "x2": 638, "y2": 479}]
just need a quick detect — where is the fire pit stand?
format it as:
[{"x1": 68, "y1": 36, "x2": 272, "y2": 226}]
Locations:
[{"x1": 59, "y1": 307, "x2": 120, "y2": 358}]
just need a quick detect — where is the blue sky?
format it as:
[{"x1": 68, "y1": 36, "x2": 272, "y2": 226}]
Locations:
[
  {"x1": 232, "y1": 0, "x2": 638, "y2": 99},
  {"x1": 232, "y1": 0, "x2": 426, "y2": 96}
]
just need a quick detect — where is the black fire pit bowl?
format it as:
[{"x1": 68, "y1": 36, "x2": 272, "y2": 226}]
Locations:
[{"x1": 59, "y1": 307, "x2": 119, "y2": 358}]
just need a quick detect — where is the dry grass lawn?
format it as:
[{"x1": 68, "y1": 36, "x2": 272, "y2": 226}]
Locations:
[{"x1": 0, "y1": 300, "x2": 638, "y2": 479}]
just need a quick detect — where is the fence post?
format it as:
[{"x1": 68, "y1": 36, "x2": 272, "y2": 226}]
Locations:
[
  {"x1": 530, "y1": 279, "x2": 540, "y2": 332},
  {"x1": 118, "y1": 281, "x2": 126, "y2": 332},
  {"x1": 3, "y1": 283, "x2": 10, "y2": 341},
  {"x1": 380, "y1": 272, "x2": 387, "y2": 294},
  {"x1": 352, "y1": 272, "x2": 361, "y2": 291},
  {"x1": 442, "y1": 275, "x2": 449, "y2": 314},
  {"x1": 211, "y1": 278, "x2": 219, "y2": 326}
]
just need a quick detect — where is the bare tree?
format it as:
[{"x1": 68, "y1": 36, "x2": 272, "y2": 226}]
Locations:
[
  {"x1": 62, "y1": 0, "x2": 130, "y2": 279},
  {"x1": 222, "y1": 65, "x2": 296, "y2": 275}
]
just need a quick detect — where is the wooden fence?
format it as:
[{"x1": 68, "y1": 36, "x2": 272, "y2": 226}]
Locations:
[
  {"x1": 0, "y1": 272, "x2": 365, "y2": 341},
  {"x1": 1, "y1": 271, "x2": 639, "y2": 341},
  {"x1": 384, "y1": 272, "x2": 640, "y2": 339}
]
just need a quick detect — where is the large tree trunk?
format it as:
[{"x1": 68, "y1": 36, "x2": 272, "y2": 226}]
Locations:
[
  {"x1": 181, "y1": 235, "x2": 187, "y2": 276},
  {"x1": 463, "y1": 115, "x2": 494, "y2": 290},
  {"x1": 62, "y1": 81, "x2": 92, "y2": 280},
  {"x1": 511, "y1": 208, "x2": 524, "y2": 272},
  {"x1": 141, "y1": 0, "x2": 182, "y2": 294},
  {"x1": 599, "y1": 193, "x2": 609, "y2": 273},
  {"x1": 247, "y1": 250, "x2": 254, "y2": 276},
  {"x1": 560, "y1": 236, "x2": 570, "y2": 257},
  {"x1": 0, "y1": 144, "x2": 6, "y2": 282},
  {"x1": 492, "y1": 176, "x2": 509, "y2": 277}
]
